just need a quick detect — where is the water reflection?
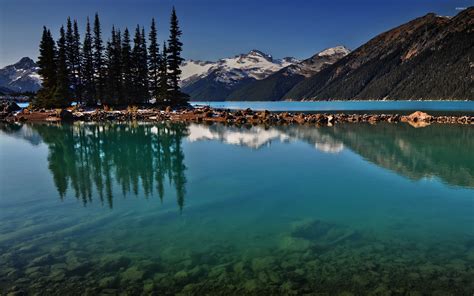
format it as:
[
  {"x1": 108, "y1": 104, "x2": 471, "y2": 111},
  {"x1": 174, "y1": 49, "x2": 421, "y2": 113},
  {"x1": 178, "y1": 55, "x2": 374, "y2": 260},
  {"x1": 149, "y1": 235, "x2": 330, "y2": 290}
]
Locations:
[
  {"x1": 1, "y1": 123, "x2": 188, "y2": 210},
  {"x1": 1, "y1": 122, "x2": 473, "y2": 211},
  {"x1": 187, "y1": 123, "x2": 474, "y2": 187}
]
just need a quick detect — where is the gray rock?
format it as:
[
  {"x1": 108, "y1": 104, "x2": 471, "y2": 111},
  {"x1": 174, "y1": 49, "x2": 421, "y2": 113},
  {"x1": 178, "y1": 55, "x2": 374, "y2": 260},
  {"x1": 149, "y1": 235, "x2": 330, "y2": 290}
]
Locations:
[{"x1": 29, "y1": 254, "x2": 53, "y2": 266}]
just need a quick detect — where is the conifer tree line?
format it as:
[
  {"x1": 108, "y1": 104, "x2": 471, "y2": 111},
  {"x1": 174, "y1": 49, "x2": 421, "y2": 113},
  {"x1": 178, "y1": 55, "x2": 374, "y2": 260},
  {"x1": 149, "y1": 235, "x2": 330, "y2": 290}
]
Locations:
[{"x1": 35, "y1": 8, "x2": 187, "y2": 108}]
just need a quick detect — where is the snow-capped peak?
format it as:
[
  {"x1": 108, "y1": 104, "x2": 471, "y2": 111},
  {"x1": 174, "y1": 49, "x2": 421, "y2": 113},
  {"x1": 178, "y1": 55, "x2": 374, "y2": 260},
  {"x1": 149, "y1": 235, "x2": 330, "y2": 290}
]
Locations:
[
  {"x1": 14, "y1": 57, "x2": 37, "y2": 70},
  {"x1": 246, "y1": 49, "x2": 273, "y2": 61},
  {"x1": 317, "y1": 46, "x2": 351, "y2": 57},
  {"x1": 285, "y1": 46, "x2": 351, "y2": 77},
  {"x1": 0, "y1": 57, "x2": 41, "y2": 93},
  {"x1": 180, "y1": 50, "x2": 300, "y2": 86}
]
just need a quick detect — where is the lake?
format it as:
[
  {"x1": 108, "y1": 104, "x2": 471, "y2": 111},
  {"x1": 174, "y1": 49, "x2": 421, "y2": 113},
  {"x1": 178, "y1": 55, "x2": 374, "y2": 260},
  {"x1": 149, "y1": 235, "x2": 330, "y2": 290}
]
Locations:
[
  {"x1": 192, "y1": 100, "x2": 474, "y2": 115},
  {"x1": 0, "y1": 122, "x2": 473, "y2": 294}
]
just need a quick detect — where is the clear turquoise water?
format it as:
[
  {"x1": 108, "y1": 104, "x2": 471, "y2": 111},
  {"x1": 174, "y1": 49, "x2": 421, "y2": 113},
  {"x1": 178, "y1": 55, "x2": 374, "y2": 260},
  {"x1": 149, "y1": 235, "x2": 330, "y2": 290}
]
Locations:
[
  {"x1": 0, "y1": 122, "x2": 473, "y2": 295},
  {"x1": 192, "y1": 100, "x2": 474, "y2": 114}
]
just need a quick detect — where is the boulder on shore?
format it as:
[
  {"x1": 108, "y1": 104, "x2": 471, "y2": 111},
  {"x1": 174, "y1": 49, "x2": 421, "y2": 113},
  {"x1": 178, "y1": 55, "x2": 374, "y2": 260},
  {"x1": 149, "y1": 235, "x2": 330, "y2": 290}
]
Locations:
[
  {"x1": 59, "y1": 109, "x2": 74, "y2": 122},
  {"x1": 403, "y1": 111, "x2": 433, "y2": 123},
  {"x1": 1, "y1": 101, "x2": 21, "y2": 113}
]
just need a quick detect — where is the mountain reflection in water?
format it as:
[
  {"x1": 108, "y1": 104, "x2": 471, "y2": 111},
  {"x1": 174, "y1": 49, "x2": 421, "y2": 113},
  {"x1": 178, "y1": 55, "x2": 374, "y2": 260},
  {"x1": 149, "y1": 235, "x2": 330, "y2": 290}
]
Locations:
[{"x1": 1, "y1": 122, "x2": 473, "y2": 210}]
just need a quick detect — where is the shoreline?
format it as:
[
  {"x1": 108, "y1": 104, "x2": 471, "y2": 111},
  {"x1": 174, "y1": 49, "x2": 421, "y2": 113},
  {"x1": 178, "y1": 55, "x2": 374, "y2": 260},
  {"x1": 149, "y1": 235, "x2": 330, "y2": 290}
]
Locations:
[{"x1": 2, "y1": 106, "x2": 473, "y2": 127}]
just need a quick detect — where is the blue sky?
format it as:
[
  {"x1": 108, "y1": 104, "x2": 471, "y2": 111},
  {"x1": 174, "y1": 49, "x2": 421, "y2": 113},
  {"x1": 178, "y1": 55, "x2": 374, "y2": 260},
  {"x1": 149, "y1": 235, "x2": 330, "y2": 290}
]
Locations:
[{"x1": 0, "y1": 0, "x2": 471, "y2": 67}]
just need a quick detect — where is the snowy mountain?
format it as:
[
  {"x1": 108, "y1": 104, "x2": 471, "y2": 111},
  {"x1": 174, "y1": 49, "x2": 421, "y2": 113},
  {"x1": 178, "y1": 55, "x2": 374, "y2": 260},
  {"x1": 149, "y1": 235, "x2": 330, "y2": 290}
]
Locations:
[
  {"x1": 227, "y1": 46, "x2": 350, "y2": 101},
  {"x1": 181, "y1": 50, "x2": 299, "y2": 86},
  {"x1": 0, "y1": 57, "x2": 41, "y2": 93},
  {"x1": 286, "y1": 46, "x2": 350, "y2": 77},
  {"x1": 181, "y1": 50, "x2": 300, "y2": 100}
]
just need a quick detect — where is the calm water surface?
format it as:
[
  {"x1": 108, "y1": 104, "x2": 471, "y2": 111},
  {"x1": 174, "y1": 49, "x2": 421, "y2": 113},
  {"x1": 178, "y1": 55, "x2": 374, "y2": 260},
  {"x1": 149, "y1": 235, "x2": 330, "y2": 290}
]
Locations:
[
  {"x1": 0, "y1": 122, "x2": 473, "y2": 295},
  {"x1": 192, "y1": 100, "x2": 474, "y2": 114}
]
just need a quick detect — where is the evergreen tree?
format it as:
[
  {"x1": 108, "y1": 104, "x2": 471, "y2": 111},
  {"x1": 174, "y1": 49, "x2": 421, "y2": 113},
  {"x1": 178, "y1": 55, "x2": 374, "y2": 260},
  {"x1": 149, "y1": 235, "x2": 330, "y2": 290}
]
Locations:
[
  {"x1": 82, "y1": 17, "x2": 95, "y2": 106},
  {"x1": 53, "y1": 26, "x2": 71, "y2": 107},
  {"x1": 131, "y1": 26, "x2": 149, "y2": 104},
  {"x1": 157, "y1": 42, "x2": 170, "y2": 104},
  {"x1": 121, "y1": 28, "x2": 133, "y2": 105},
  {"x1": 148, "y1": 18, "x2": 160, "y2": 100},
  {"x1": 140, "y1": 27, "x2": 149, "y2": 103},
  {"x1": 93, "y1": 13, "x2": 105, "y2": 104},
  {"x1": 104, "y1": 26, "x2": 122, "y2": 105},
  {"x1": 73, "y1": 20, "x2": 83, "y2": 103},
  {"x1": 65, "y1": 17, "x2": 81, "y2": 101},
  {"x1": 35, "y1": 27, "x2": 57, "y2": 108},
  {"x1": 167, "y1": 7, "x2": 187, "y2": 106},
  {"x1": 65, "y1": 17, "x2": 74, "y2": 77}
]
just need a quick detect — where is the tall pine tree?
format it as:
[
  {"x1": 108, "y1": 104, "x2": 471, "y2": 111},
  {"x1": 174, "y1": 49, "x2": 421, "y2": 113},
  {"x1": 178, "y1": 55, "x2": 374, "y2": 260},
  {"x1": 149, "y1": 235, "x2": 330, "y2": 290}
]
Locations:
[
  {"x1": 35, "y1": 27, "x2": 57, "y2": 108},
  {"x1": 121, "y1": 28, "x2": 133, "y2": 105},
  {"x1": 104, "y1": 27, "x2": 122, "y2": 105},
  {"x1": 140, "y1": 27, "x2": 149, "y2": 104},
  {"x1": 157, "y1": 42, "x2": 170, "y2": 104},
  {"x1": 148, "y1": 18, "x2": 160, "y2": 101},
  {"x1": 131, "y1": 26, "x2": 149, "y2": 104},
  {"x1": 73, "y1": 20, "x2": 83, "y2": 103},
  {"x1": 53, "y1": 25, "x2": 71, "y2": 107},
  {"x1": 93, "y1": 13, "x2": 105, "y2": 104},
  {"x1": 167, "y1": 7, "x2": 187, "y2": 106},
  {"x1": 82, "y1": 17, "x2": 95, "y2": 106},
  {"x1": 65, "y1": 17, "x2": 81, "y2": 102}
]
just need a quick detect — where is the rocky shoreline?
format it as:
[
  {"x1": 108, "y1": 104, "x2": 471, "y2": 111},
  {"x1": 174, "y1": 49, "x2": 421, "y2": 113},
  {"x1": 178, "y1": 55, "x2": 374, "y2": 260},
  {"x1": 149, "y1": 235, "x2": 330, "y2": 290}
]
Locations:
[{"x1": 1, "y1": 101, "x2": 473, "y2": 127}]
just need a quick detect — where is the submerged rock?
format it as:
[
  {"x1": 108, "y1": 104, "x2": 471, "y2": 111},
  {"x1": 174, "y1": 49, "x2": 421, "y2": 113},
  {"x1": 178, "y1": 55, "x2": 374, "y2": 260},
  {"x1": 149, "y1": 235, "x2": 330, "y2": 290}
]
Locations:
[
  {"x1": 29, "y1": 254, "x2": 54, "y2": 266},
  {"x1": 120, "y1": 266, "x2": 145, "y2": 283},
  {"x1": 291, "y1": 219, "x2": 360, "y2": 250},
  {"x1": 100, "y1": 254, "x2": 131, "y2": 271}
]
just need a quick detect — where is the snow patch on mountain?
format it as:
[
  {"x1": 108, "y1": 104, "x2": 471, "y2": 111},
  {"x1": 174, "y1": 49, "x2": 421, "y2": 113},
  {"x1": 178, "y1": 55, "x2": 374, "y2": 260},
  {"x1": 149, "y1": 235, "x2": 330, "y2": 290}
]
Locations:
[
  {"x1": 286, "y1": 46, "x2": 351, "y2": 77},
  {"x1": 317, "y1": 46, "x2": 351, "y2": 57},
  {"x1": 180, "y1": 50, "x2": 300, "y2": 87},
  {"x1": 0, "y1": 57, "x2": 41, "y2": 93}
]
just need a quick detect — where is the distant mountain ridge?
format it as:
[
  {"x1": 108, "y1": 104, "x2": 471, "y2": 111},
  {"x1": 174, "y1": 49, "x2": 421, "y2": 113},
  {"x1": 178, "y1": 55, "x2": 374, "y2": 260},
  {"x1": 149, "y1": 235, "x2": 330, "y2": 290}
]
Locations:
[
  {"x1": 0, "y1": 57, "x2": 41, "y2": 93},
  {"x1": 181, "y1": 50, "x2": 301, "y2": 101},
  {"x1": 227, "y1": 46, "x2": 350, "y2": 101},
  {"x1": 285, "y1": 7, "x2": 474, "y2": 100}
]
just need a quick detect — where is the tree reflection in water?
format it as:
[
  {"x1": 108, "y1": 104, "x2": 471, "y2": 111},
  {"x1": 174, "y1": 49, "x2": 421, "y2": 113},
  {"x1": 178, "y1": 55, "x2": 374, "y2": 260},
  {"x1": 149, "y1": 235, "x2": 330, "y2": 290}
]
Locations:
[{"x1": 32, "y1": 123, "x2": 188, "y2": 211}]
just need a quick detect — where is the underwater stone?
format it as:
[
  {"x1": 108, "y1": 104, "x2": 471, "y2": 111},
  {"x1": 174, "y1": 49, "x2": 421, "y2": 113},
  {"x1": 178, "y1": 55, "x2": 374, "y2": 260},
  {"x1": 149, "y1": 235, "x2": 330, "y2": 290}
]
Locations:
[
  {"x1": 99, "y1": 276, "x2": 118, "y2": 288},
  {"x1": 251, "y1": 256, "x2": 276, "y2": 272},
  {"x1": 6, "y1": 291, "x2": 26, "y2": 296},
  {"x1": 6, "y1": 268, "x2": 21, "y2": 279},
  {"x1": 24, "y1": 266, "x2": 42, "y2": 275},
  {"x1": 233, "y1": 262, "x2": 246, "y2": 274},
  {"x1": 100, "y1": 254, "x2": 131, "y2": 271},
  {"x1": 17, "y1": 244, "x2": 36, "y2": 253},
  {"x1": 143, "y1": 279, "x2": 155, "y2": 293},
  {"x1": 243, "y1": 279, "x2": 258, "y2": 292},
  {"x1": 153, "y1": 272, "x2": 167, "y2": 282},
  {"x1": 188, "y1": 265, "x2": 204, "y2": 278},
  {"x1": 49, "y1": 269, "x2": 66, "y2": 282},
  {"x1": 174, "y1": 270, "x2": 189, "y2": 280},
  {"x1": 29, "y1": 254, "x2": 53, "y2": 266},
  {"x1": 121, "y1": 266, "x2": 145, "y2": 283},
  {"x1": 279, "y1": 236, "x2": 311, "y2": 252}
]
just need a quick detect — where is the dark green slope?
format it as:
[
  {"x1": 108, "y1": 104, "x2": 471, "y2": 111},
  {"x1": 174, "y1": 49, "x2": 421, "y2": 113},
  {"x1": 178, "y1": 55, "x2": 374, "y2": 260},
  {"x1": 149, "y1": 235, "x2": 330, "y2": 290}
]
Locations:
[
  {"x1": 183, "y1": 73, "x2": 254, "y2": 101},
  {"x1": 285, "y1": 7, "x2": 474, "y2": 100},
  {"x1": 227, "y1": 68, "x2": 305, "y2": 101}
]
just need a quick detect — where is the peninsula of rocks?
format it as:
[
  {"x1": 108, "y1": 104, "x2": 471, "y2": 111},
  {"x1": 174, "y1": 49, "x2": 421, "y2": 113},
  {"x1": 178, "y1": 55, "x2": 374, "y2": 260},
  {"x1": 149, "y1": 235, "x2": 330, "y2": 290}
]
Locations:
[{"x1": 1, "y1": 101, "x2": 473, "y2": 128}]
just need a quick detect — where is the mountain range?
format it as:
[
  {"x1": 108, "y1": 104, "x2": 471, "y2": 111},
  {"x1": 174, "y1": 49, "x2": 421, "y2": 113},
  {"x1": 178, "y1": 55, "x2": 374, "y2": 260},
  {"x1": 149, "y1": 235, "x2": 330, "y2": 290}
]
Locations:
[
  {"x1": 1, "y1": 7, "x2": 472, "y2": 100},
  {"x1": 0, "y1": 57, "x2": 41, "y2": 94},
  {"x1": 180, "y1": 50, "x2": 304, "y2": 101}
]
